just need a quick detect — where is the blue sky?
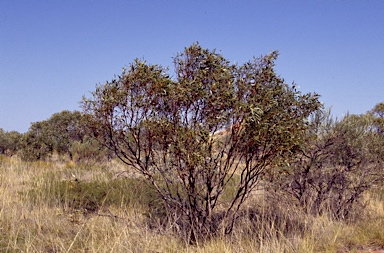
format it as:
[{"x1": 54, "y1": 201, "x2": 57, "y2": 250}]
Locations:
[{"x1": 1, "y1": 1, "x2": 383, "y2": 133}]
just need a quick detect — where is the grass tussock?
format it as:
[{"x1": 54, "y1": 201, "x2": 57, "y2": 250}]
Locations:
[{"x1": 0, "y1": 155, "x2": 383, "y2": 252}]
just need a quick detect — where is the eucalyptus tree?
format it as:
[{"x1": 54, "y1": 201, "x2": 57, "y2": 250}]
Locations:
[{"x1": 82, "y1": 43, "x2": 321, "y2": 241}]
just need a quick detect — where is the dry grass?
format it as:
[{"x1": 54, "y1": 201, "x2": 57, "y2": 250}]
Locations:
[{"x1": 0, "y1": 155, "x2": 383, "y2": 252}]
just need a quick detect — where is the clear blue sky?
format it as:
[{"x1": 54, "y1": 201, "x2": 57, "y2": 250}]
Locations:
[{"x1": 1, "y1": 1, "x2": 383, "y2": 133}]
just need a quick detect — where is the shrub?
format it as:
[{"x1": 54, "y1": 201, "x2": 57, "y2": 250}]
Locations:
[
  {"x1": 274, "y1": 110, "x2": 384, "y2": 219},
  {"x1": 0, "y1": 129, "x2": 22, "y2": 155}
]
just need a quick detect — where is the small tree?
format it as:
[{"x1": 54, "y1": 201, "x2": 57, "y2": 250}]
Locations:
[
  {"x1": 82, "y1": 43, "x2": 321, "y2": 241},
  {"x1": 45, "y1": 110, "x2": 86, "y2": 160},
  {"x1": 20, "y1": 121, "x2": 53, "y2": 161},
  {"x1": 277, "y1": 109, "x2": 384, "y2": 219},
  {"x1": 0, "y1": 129, "x2": 22, "y2": 155},
  {"x1": 20, "y1": 110, "x2": 89, "y2": 161}
]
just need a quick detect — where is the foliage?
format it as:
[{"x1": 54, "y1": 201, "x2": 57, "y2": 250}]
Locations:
[
  {"x1": 20, "y1": 121, "x2": 53, "y2": 161},
  {"x1": 372, "y1": 102, "x2": 384, "y2": 134},
  {"x1": 45, "y1": 110, "x2": 86, "y2": 159},
  {"x1": 275, "y1": 108, "x2": 384, "y2": 219},
  {"x1": 82, "y1": 43, "x2": 321, "y2": 241},
  {"x1": 0, "y1": 129, "x2": 22, "y2": 155},
  {"x1": 19, "y1": 110, "x2": 89, "y2": 161}
]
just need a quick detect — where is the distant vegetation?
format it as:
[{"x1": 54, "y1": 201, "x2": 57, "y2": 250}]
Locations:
[
  {"x1": 0, "y1": 110, "x2": 111, "y2": 164},
  {"x1": 0, "y1": 43, "x2": 383, "y2": 251}
]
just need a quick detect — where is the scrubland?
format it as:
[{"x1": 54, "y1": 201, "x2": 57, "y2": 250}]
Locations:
[{"x1": 1, "y1": 155, "x2": 383, "y2": 253}]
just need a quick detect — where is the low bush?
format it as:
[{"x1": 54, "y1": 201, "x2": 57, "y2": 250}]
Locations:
[{"x1": 270, "y1": 111, "x2": 384, "y2": 220}]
